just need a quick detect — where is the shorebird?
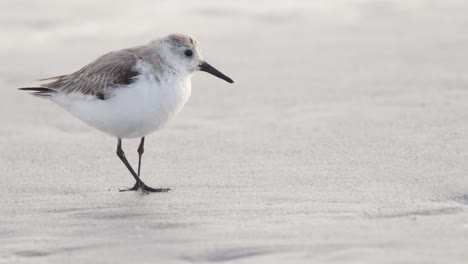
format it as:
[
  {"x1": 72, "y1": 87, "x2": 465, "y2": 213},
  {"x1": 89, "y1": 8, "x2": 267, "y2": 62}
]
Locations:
[{"x1": 19, "y1": 33, "x2": 234, "y2": 193}]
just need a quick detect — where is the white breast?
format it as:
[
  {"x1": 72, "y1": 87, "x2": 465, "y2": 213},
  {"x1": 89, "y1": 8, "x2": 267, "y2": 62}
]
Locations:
[{"x1": 51, "y1": 73, "x2": 192, "y2": 138}]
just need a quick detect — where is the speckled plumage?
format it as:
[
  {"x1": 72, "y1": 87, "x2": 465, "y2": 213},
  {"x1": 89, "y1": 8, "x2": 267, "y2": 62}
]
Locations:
[{"x1": 20, "y1": 34, "x2": 211, "y2": 138}]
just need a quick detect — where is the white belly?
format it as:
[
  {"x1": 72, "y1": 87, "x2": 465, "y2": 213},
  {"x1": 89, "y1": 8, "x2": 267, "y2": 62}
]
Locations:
[{"x1": 51, "y1": 75, "x2": 192, "y2": 138}]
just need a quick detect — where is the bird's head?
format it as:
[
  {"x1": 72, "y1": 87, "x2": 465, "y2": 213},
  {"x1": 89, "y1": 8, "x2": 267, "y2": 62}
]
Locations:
[{"x1": 151, "y1": 33, "x2": 234, "y2": 83}]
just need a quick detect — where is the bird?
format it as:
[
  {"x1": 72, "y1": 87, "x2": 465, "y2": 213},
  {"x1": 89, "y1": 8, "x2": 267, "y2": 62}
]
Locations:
[{"x1": 19, "y1": 33, "x2": 234, "y2": 193}]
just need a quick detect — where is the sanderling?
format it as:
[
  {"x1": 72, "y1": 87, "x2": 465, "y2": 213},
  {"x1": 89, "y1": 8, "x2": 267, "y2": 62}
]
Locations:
[{"x1": 19, "y1": 33, "x2": 234, "y2": 193}]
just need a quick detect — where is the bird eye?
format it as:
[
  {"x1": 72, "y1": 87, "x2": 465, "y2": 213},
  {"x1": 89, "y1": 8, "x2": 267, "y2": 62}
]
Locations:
[{"x1": 184, "y1": 50, "x2": 193, "y2": 57}]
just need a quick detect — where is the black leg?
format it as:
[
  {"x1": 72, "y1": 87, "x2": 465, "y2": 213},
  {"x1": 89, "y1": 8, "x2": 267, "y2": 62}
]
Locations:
[
  {"x1": 125, "y1": 137, "x2": 145, "y2": 191},
  {"x1": 116, "y1": 138, "x2": 141, "y2": 186},
  {"x1": 117, "y1": 138, "x2": 170, "y2": 193},
  {"x1": 137, "y1": 137, "x2": 145, "y2": 177}
]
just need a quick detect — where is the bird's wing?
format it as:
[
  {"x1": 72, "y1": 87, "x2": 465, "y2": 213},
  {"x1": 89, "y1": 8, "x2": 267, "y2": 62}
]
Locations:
[{"x1": 41, "y1": 49, "x2": 141, "y2": 99}]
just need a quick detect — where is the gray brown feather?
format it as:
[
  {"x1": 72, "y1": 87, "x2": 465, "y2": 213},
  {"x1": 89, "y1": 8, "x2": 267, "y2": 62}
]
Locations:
[{"x1": 40, "y1": 48, "x2": 142, "y2": 98}]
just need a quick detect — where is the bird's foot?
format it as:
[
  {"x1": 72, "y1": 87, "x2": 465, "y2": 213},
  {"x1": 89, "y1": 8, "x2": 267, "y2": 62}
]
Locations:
[
  {"x1": 119, "y1": 181, "x2": 139, "y2": 192},
  {"x1": 141, "y1": 184, "x2": 171, "y2": 194},
  {"x1": 119, "y1": 181, "x2": 170, "y2": 193}
]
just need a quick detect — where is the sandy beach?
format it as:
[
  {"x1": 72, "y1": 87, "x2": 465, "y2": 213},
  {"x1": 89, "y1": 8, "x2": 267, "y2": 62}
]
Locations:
[{"x1": 1, "y1": 0, "x2": 468, "y2": 263}]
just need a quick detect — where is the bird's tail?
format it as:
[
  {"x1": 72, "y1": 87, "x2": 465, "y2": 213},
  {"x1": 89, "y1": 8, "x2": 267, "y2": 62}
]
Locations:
[{"x1": 18, "y1": 87, "x2": 57, "y2": 98}]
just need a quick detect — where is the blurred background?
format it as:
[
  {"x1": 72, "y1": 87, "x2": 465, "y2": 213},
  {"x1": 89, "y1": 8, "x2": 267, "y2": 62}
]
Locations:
[{"x1": 1, "y1": 0, "x2": 468, "y2": 263}]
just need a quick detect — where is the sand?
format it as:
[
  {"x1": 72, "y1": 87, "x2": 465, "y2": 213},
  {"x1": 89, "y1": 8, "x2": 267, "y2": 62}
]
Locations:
[{"x1": 1, "y1": 0, "x2": 468, "y2": 263}]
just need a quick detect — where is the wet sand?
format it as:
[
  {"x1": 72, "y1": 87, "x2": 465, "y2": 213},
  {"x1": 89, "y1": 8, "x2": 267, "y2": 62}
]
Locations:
[{"x1": 1, "y1": 0, "x2": 468, "y2": 263}]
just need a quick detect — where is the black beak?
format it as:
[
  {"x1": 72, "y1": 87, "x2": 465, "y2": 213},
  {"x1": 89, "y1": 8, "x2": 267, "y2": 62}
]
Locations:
[{"x1": 199, "y1": 61, "x2": 234, "y2": 83}]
